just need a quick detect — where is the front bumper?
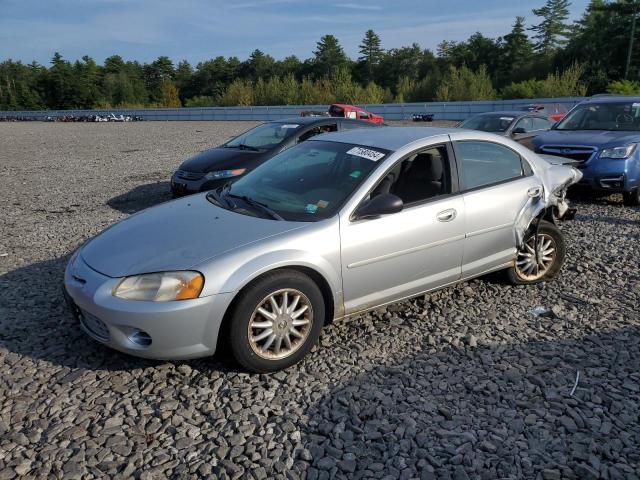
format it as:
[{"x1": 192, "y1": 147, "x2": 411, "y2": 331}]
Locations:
[
  {"x1": 170, "y1": 172, "x2": 229, "y2": 196},
  {"x1": 573, "y1": 161, "x2": 637, "y2": 194},
  {"x1": 63, "y1": 254, "x2": 234, "y2": 360}
]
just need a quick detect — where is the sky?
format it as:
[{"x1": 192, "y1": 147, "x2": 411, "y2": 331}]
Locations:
[{"x1": 0, "y1": 0, "x2": 592, "y2": 65}]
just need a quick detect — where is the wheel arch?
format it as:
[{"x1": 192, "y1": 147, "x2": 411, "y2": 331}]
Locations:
[{"x1": 215, "y1": 264, "x2": 338, "y2": 353}]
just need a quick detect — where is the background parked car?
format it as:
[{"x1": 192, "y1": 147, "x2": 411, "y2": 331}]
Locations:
[
  {"x1": 518, "y1": 103, "x2": 568, "y2": 122},
  {"x1": 301, "y1": 103, "x2": 384, "y2": 124},
  {"x1": 533, "y1": 95, "x2": 640, "y2": 206},
  {"x1": 171, "y1": 116, "x2": 377, "y2": 196},
  {"x1": 458, "y1": 111, "x2": 553, "y2": 149}
]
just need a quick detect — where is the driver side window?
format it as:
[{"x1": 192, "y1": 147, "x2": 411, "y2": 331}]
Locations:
[
  {"x1": 298, "y1": 124, "x2": 338, "y2": 142},
  {"x1": 370, "y1": 145, "x2": 451, "y2": 205}
]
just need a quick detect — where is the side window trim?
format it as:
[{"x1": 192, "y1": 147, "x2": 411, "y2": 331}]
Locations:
[{"x1": 451, "y1": 139, "x2": 532, "y2": 193}]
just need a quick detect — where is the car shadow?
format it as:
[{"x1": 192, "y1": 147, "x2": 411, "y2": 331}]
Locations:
[{"x1": 107, "y1": 181, "x2": 173, "y2": 214}]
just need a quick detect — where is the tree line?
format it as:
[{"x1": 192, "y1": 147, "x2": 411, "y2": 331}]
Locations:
[{"x1": 1, "y1": 0, "x2": 639, "y2": 111}]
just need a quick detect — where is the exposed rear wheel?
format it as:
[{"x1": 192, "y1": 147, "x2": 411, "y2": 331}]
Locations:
[
  {"x1": 228, "y1": 270, "x2": 324, "y2": 372},
  {"x1": 507, "y1": 220, "x2": 566, "y2": 285}
]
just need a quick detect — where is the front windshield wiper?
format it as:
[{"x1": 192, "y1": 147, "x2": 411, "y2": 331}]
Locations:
[
  {"x1": 225, "y1": 192, "x2": 283, "y2": 220},
  {"x1": 206, "y1": 187, "x2": 233, "y2": 209},
  {"x1": 224, "y1": 143, "x2": 260, "y2": 152}
]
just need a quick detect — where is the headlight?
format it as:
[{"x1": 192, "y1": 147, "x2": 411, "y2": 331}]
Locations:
[
  {"x1": 113, "y1": 271, "x2": 204, "y2": 301},
  {"x1": 205, "y1": 169, "x2": 246, "y2": 180},
  {"x1": 599, "y1": 144, "x2": 636, "y2": 159}
]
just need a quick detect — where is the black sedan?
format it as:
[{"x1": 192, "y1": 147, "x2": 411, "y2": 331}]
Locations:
[
  {"x1": 171, "y1": 116, "x2": 377, "y2": 196},
  {"x1": 458, "y1": 111, "x2": 553, "y2": 150}
]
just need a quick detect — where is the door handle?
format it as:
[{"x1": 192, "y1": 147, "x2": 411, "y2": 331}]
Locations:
[
  {"x1": 527, "y1": 186, "x2": 543, "y2": 198},
  {"x1": 437, "y1": 209, "x2": 457, "y2": 222}
]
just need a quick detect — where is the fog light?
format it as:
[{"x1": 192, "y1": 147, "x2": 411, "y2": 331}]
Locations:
[
  {"x1": 599, "y1": 176, "x2": 624, "y2": 189},
  {"x1": 127, "y1": 329, "x2": 152, "y2": 347}
]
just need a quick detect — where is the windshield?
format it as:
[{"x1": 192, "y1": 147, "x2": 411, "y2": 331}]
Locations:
[
  {"x1": 556, "y1": 102, "x2": 640, "y2": 131},
  {"x1": 223, "y1": 140, "x2": 389, "y2": 221},
  {"x1": 225, "y1": 122, "x2": 300, "y2": 149},
  {"x1": 459, "y1": 114, "x2": 514, "y2": 133}
]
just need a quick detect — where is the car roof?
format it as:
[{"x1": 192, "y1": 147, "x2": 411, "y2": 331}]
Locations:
[
  {"x1": 583, "y1": 95, "x2": 640, "y2": 104},
  {"x1": 472, "y1": 110, "x2": 533, "y2": 117},
  {"x1": 269, "y1": 116, "x2": 372, "y2": 126},
  {"x1": 468, "y1": 110, "x2": 549, "y2": 120},
  {"x1": 314, "y1": 126, "x2": 456, "y2": 150}
]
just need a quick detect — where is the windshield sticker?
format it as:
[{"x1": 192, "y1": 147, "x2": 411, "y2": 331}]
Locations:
[
  {"x1": 347, "y1": 146, "x2": 385, "y2": 161},
  {"x1": 305, "y1": 204, "x2": 318, "y2": 214},
  {"x1": 281, "y1": 124, "x2": 300, "y2": 129},
  {"x1": 316, "y1": 200, "x2": 329, "y2": 209},
  {"x1": 350, "y1": 170, "x2": 361, "y2": 178},
  {"x1": 632, "y1": 103, "x2": 640, "y2": 109},
  {"x1": 500, "y1": 117, "x2": 515, "y2": 122}
]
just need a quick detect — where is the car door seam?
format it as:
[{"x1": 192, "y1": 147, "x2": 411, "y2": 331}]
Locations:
[
  {"x1": 346, "y1": 234, "x2": 466, "y2": 269},
  {"x1": 465, "y1": 222, "x2": 513, "y2": 239}
]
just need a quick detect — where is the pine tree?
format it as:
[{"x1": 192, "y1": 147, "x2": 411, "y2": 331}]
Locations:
[
  {"x1": 358, "y1": 30, "x2": 384, "y2": 82},
  {"x1": 313, "y1": 35, "x2": 348, "y2": 78},
  {"x1": 530, "y1": 0, "x2": 572, "y2": 55},
  {"x1": 501, "y1": 16, "x2": 534, "y2": 82}
]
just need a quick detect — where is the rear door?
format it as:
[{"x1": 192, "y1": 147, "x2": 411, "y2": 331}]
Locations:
[{"x1": 451, "y1": 137, "x2": 541, "y2": 277}]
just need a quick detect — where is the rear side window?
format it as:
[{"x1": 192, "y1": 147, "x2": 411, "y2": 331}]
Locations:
[
  {"x1": 532, "y1": 117, "x2": 552, "y2": 130},
  {"x1": 514, "y1": 117, "x2": 534, "y2": 132},
  {"x1": 454, "y1": 141, "x2": 525, "y2": 190}
]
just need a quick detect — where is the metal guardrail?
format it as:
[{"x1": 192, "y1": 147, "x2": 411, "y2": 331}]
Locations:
[{"x1": 0, "y1": 97, "x2": 586, "y2": 122}]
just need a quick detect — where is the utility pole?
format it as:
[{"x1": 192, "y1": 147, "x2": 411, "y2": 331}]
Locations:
[
  {"x1": 594, "y1": 0, "x2": 639, "y2": 79},
  {"x1": 625, "y1": 0, "x2": 638, "y2": 79}
]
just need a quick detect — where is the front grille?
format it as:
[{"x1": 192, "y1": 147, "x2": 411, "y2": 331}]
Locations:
[
  {"x1": 176, "y1": 169, "x2": 205, "y2": 181},
  {"x1": 539, "y1": 145, "x2": 597, "y2": 163}
]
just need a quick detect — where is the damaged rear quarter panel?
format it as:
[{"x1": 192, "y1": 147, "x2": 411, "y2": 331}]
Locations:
[{"x1": 513, "y1": 149, "x2": 583, "y2": 247}]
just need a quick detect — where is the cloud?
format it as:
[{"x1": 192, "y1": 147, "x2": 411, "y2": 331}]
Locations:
[
  {"x1": 228, "y1": 0, "x2": 299, "y2": 9},
  {"x1": 333, "y1": 3, "x2": 382, "y2": 10}
]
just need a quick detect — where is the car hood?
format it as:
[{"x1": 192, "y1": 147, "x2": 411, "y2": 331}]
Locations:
[
  {"x1": 179, "y1": 147, "x2": 270, "y2": 173},
  {"x1": 81, "y1": 194, "x2": 307, "y2": 278},
  {"x1": 534, "y1": 129, "x2": 640, "y2": 149}
]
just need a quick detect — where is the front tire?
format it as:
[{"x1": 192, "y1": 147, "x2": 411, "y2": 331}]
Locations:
[
  {"x1": 507, "y1": 220, "x2": 566, "y2": 285},
  {"x1": 228, "y1": 270, "x2": 325, "y2": 373},
  {"x1": 623, "y1": 188, "x2": 640, "y2": 206}
]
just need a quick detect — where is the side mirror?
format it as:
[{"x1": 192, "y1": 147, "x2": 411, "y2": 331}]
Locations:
[
  {"x1": 353, "y1": 193, "x2": 403, "y2": 220},
  {"x1": 512, "y1": 127, "x2": 526, "y2": 135}
]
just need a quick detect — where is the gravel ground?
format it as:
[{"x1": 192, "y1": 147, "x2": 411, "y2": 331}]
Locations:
[{"x1": 0, "y1": 122, "x2": 639, "y2": 480}]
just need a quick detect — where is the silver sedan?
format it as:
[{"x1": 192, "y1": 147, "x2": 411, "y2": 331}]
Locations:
[{"x1": 64, "y1": 127, "x2": 582, "y2": 372}]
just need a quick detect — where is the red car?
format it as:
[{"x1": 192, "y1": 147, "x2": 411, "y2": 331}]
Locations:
[
  {"x1": 301, "y1": 103, "x2": 384, "y2": 124},
  {"x1": 518, "y1": 103, "x2": 567, "y2": 122}
]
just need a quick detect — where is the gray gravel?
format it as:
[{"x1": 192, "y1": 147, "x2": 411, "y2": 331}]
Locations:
[{"x1": 1, "y1": 121, "x2": 639, "y2": 480}]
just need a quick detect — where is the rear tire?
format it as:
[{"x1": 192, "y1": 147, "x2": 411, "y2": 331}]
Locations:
[
  {"x1": 227, "y1": 270, "x2": 325, "y2": 373},
  {"x1": 623, "y1": 188, "x2": 640, "y2": 206},
  {"x1": 506, "y1": 220, "x2": 566, "y2": 285}
]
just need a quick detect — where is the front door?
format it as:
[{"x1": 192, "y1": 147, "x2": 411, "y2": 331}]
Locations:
[{"x1": 339, "y1": 143, "x2": 465, "y2": 314}]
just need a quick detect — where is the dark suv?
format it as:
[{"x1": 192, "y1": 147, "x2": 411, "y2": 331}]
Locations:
[{"x1": 533, "y1": 96, "x2": 640, "y2": 206}]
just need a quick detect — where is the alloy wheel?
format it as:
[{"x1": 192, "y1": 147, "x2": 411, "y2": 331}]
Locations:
[
  {"x1": 248, "y1": 289, "x2": 313, "y2": 360},
  {"x1": 515, "y1": 233, "x2": 557, "y2": 282}
]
